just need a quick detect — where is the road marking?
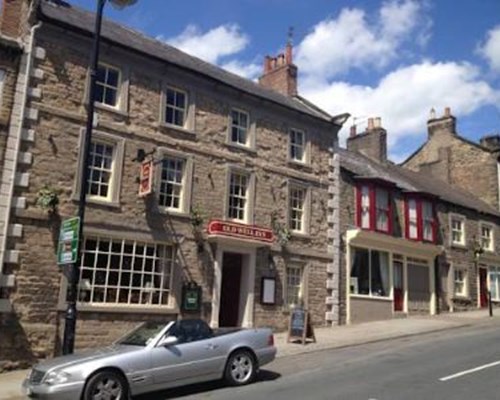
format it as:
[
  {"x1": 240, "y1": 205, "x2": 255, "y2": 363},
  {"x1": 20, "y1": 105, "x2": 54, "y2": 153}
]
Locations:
[{"x1": 439, "y1": 360, "x2": 500, "y2": 382}]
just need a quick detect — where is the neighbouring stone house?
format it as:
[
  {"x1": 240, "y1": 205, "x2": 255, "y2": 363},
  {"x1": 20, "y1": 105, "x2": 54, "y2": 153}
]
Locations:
[
  {"x1": 403, "y1": 107, "x2": 500, "y2": 210},
  {"x1": 340, "y1": 118, "x2": 500, "y2": 324},
  {"x1": 0, "y1": 0, "x2": 348, "y2": 370}
]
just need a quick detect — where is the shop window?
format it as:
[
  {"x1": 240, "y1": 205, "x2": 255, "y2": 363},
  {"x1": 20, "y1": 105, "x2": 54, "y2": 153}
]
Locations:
[
  {"x1": 164, "y1": 86, "x2": 187, "y2": 127},
  {"x1": 450, "y1": 214, "x2": 466, "y2": 246},
  {"x1": 350, "y1": 247, "x2": 390, "y2": 297},
  {"x1": 489, "y1": 267, "x2": 500, "y2": 301},
  {"x1": 288, "y1": 183, "x2": 310, "y2": 234},
  {"x1": 480, "y1": 223, "x2": 494, "y2": 252},
  {"x1": 356, "y1": 183, "x2": 392, "y2": 234},
  {"x1": 405, "y1": 196, "x2": 436, "y2": 243},
  {"x1": 95, "y1": 63, "x2": 121, "y2": 108},
  {"x1": 77, "y1": 236, "x2": 174, "y2": 307},
  {"x1": 453, "y1": 268, "x2": 467, "y2": 297},
  {"x1": 285, "y1": 264, "x2": 304, "y2": 307}
]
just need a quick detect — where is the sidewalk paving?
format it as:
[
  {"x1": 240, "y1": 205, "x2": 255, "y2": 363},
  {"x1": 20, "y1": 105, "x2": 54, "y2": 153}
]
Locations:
[{"x1": 1, "y1": 310, "x2": 498, "y2": 400}]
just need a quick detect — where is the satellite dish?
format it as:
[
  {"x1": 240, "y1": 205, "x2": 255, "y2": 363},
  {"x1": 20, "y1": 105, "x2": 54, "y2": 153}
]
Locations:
[{"x1": 109, "y1": 0, "x2": 138, "y2": 10}]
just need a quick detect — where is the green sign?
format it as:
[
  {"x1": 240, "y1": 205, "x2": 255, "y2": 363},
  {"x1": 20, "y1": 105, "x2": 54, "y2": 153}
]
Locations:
[
  {"x1": 57, "y1": 217, "x2": 80, "y2": 265},
  {"x1": 182, "y1": 282, "x2": 201, "y2": 312}
]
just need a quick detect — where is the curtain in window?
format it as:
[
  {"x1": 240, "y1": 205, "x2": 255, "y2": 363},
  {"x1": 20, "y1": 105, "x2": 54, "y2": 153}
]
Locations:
[
  {"x1": 408, "y1": 199, "x2": 418, "y2": 238},
  {"x1": 371, "y1": 250, "x2": 389, "y2": 296},
  {"x1": 361, "y1": 186, "x2": 370, "y2": 229},
  {"x1": 375, "y1": 188, "x2": 389, "y2": 231},
  {"x1": 422, "y1": 201, "x2": 433, "y2": 241},
  {"x1": 351, "y1": 248, "x2": 369, "y2": 295}
]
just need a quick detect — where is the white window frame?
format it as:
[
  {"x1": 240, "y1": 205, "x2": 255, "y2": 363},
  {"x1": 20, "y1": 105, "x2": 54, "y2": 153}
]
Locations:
[
  {"x1": 73, "y1": 129, "x2": 125, "y2": 207},
  {"x1": 453, "y1": 267, "x2": 468, "y2": 297},
  {"x1": 479, "y1": 222, "x2": 494, "y2": 252},
  {"x1": 450, "y1": 214, "x2": 466, "y2": 247},
  {"x1": 155, "y1": 148, "x2": 193, "y2": 215},
  {"x1": 225, "y1": 167, "x2": 255, "y2": 223},
  {"x1": 288, "y1": 181, "x2": 311, "y2": 235},
  {"x1": 164, "y1": 85, "x2": 188, "y2": 128},
  {"x1": 95, "y1": 63, "x2": 122, "y2": 109},
  {"x1": 284, "y1": 262, "x2": 307, "y2": 308},
  {"x1": 0, "y1": 69, "x2": 5, "y2": 111},
  {"x1": 76, "y1": 235, "x2": 175, "y2": 308},
  {"x1": 289, "y1": 128, "x2": 309, "y2": 164},
  {"x1": 229, "y1": 108, "x2": 249, "y2": 146}
]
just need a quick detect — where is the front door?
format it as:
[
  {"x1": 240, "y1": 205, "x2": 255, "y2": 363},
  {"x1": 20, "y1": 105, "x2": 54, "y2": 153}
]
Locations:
[
  {"x1": 479, "y1": 268, "x2": 488, "y2": 308},
  {"x1": 394, "y1": 260, "x2": 404, "y2": 312},
  {"x1": 219, "y1": 252, "x2": 243, "y2": 327}
]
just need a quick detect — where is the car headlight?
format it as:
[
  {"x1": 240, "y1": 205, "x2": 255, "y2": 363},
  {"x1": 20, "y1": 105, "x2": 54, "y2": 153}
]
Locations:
[{"x1": 44, "y1": 371, "x2": 71, "y2": 385}]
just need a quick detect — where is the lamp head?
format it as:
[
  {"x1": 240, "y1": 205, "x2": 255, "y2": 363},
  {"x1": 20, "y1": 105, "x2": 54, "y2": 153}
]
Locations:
[{"x1": 109, "y1": 0, "x2": 138, "y2": 10}]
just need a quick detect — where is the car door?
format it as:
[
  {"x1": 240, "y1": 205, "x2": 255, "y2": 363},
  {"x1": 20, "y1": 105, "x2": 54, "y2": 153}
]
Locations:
[{"x1": 150, "y1": 320, "x2": 223, "y2": 385}]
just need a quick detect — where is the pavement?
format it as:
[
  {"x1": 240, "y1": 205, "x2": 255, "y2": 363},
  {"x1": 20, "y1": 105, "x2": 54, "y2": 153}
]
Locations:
[{"x1": 0, "y1": 309, "x2": 498, "y2": 400}]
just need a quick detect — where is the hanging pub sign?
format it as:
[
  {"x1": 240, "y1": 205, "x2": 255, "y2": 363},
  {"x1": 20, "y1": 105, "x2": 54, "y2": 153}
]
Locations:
[
  {"x1": 287, "y1": 307, "x2": 316, "y2": 345},
  {"x1": 207, "y1": 220, "x2": 274, "y2": 243},
  {"x1": 138, "y1": 160, "x2": 153, "y2": 197},
  {"x1": 181, "y1": 281, "x2": 202, "y2": 312}
]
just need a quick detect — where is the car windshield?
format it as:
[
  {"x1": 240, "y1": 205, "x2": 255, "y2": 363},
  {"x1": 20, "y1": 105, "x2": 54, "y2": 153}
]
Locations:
[{"x1": 116, "y1": 322, "x2": 167, "y2": 346}]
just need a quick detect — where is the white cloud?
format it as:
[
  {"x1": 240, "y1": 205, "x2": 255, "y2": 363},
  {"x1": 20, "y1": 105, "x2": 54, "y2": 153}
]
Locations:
[
  {"x1": 295, "y1": 0, "x2": 428, "y2": 81},
  {"x1": 478, "y1": 25, "x2": 500, "y2": 72},
  {"x1": 301, "y1": 61, "x2": 500, "y2": 151},
  {"x1": 221, "y1": 60, "x2": 261, "y2": 80},
  {"x1": 162, "y1": 24, "x2": 249, "y2": 64}
]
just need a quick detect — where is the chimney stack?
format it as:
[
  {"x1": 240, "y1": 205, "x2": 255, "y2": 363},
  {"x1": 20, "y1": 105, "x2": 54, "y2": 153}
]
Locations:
[
  {"x1": 427, "y1": 106, "x2": 456, "y2": 138},
  {"x1": 347, "y1": 117, "x2": 387, "y2": 163},
  {"x1": 258, "y1": 42, "x2": 298, "y2": 97}
]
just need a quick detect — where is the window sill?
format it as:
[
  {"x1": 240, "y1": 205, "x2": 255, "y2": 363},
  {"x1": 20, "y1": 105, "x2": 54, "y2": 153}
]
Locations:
[
  {"x1": 451, "y1": 242, "x2": 467, "y2": 250},
  {"x1": 158, "y1": 122, "x2": 197, "y2": 140},
  {"x1": 58, "y1": 303, "x2": 179, "y2": 315},
  {"x1": 95, "y1": 102, "x2": 129, "y2": 118},
  {"x1": 350, "y1": 294, "x2": 392, "y2": 302},
  {"x1": 290, "y1": 231, "x2": 312, "y2": 240},
  {"x1": 287, "y1": 159, "x2": 312, "y2": 172},
  {"x1": 224, "y1": 142, "x2": 257, "y2": 155},
  {"x1": 155, "y1": 208, "x2": 191, "y2": 220},
  {"x1": 72, "y1": 195, "x2": 121, "y2": 209},
  {"x1": 451, "y1": 295, "x2": 471, "y2": 302}
]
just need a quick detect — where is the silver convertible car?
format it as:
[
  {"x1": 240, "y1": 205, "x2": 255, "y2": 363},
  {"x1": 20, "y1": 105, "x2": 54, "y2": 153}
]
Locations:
[{"x1": 22, "y1": 319, "x2": 276, "y2": 400}]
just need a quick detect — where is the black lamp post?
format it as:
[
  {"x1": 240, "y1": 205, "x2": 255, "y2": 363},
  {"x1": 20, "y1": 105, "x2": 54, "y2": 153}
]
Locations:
[{"x1": 62, "y1": 0, "x2": 137, "y2": 356}]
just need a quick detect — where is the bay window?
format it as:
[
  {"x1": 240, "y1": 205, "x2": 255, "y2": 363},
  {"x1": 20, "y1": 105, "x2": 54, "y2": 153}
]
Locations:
[
  {"x1": 405, "y1": 196, "x2": 436, "y2": 243},
  {"x1": 350, "y1": 247, "x2": 390, "y2": 297},
  {"x1": 356, "y1": 182, "x2": 392, "y2": 234}
]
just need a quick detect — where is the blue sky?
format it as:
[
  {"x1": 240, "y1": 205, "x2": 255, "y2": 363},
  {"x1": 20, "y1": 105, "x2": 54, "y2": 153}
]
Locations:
[{"x1": 70, "y1": 0, "x2": 499, "y2": 161}]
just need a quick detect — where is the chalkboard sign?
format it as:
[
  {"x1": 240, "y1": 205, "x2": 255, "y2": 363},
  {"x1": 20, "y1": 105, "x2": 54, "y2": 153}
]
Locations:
[{"x1": 287, "y1": 307, "x2": 316, "y2": 345}]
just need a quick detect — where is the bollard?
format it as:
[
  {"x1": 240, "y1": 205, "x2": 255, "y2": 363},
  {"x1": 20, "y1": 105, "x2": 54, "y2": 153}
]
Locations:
[{"x1": 488, "y1": 290, "x2": 493, "y2": 317}]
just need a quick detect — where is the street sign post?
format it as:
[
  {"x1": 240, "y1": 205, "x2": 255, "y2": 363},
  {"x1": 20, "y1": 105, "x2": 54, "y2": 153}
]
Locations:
[{"x1": 57, "y1": 217, "x2": 80, "y2": 265}]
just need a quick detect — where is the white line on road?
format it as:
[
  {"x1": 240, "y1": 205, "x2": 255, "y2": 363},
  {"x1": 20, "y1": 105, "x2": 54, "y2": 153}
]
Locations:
[{"x1": 439, "y1": 360, "x2": 500, "y2": 382}]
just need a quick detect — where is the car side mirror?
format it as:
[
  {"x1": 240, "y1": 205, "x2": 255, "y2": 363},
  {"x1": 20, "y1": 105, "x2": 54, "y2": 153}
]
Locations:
[{"x1": 157, "y1": 336, "x2": 178, "y2": 347}]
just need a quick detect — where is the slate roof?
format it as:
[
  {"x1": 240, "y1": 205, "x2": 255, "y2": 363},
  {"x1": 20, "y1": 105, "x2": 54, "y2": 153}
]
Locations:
[
  {"x1": 339, "y1": 147, "x2": 500, "y2": 218},
  {"x1": 38, "y1": 0, "x2": 334, "y2": 122}
]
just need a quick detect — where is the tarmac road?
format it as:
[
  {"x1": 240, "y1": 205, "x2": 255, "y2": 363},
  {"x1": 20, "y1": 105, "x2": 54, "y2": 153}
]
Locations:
[{"x1": 137, "y1": 321, "x2": 500, "y2": 400}]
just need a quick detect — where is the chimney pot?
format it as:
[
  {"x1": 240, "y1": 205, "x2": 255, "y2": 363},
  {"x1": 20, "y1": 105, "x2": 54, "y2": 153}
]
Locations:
[
  {"x1": 350, "y1": 125, "x2": 357, "y2": 137},
  {"x1": 429, "y1": 108, "x2": 436, "y2": 120},
  {"x1": 444, "y1": 107, "x2": 451, "y2": 117},
  {"x1": 367, "y1": 118, "x2": 374, "y2": 131},
  {"x1": 285, "y1": 42, "x2": 293, "y2": 64},
  {"x1": 374, "y1": 117, "x2": 382, "y2": 128}
]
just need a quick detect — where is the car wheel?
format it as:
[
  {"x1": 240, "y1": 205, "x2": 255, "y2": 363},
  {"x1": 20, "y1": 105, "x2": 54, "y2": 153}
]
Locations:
[
  {"x1": 224, "y1": 350, "x2": 256, "y2": 386},
  {"x1": 83, "y1": 370, "x2": 128, "y2": 400}
]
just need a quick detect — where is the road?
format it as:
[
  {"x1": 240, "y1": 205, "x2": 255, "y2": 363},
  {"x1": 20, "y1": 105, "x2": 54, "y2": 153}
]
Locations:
[{"x1": 137, "y1": 320, "x2": 500, "y2": 400}]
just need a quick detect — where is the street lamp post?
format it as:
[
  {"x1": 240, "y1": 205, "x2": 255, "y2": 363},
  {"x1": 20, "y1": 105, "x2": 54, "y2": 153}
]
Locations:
[{"x1": 62, "y1": 0, "x2": 137, "y2": 356}]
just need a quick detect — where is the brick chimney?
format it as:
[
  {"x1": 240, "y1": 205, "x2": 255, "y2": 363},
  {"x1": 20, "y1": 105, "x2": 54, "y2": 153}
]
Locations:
[
  {"x1": 0, "y1": 0, "x2": 31, "y2": 39},
  {"x1": 347, "y1": 117, "x2": 387, "y2": 163},
  {"x1": 258, "y1": 42, "x2": 298, "y2": 97},
  {"x1": 427, "y1": 106, "x2": 456, "y2": 138}
]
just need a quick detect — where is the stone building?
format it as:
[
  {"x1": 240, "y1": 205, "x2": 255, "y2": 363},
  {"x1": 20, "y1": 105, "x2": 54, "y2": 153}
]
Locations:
[
  {"x1": 0, "y1": 0, "x2": 348, "y2": 370},
  {"x1": 340, "y1": 118, "x2": 500, "y2": 324},
  {"x1": 403, "y1": 107, "x2": 500, "y2": 210}
]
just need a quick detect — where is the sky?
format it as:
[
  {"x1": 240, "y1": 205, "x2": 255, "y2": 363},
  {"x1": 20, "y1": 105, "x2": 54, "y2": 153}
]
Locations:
[{"x1": 69, "y1": 0, "x2": 500, "y2": 162}]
